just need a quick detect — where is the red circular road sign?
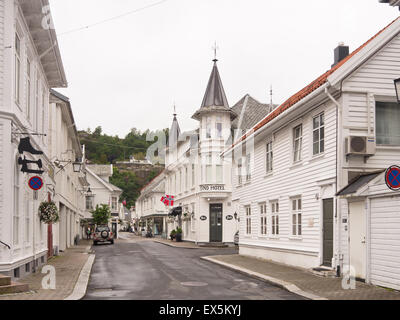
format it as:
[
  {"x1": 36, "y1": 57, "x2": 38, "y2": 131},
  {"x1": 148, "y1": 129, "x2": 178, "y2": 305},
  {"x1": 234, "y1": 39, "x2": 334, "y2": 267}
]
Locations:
[
  {"x1": 385, "y1": 165, "x2": 400, "y2": 191},
  {"x1": 28, "y1": 176, "x2": 43, "y2": 191}
]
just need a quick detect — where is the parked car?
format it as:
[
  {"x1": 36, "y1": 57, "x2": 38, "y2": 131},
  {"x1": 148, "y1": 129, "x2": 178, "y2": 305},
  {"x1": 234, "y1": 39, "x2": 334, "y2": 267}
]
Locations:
[
  {"x1": 234, "y1": 231, "x2": 239, "y2": 246},
  {"x1": 93, "y1": 225, "x2": 114, "y2": 245}
]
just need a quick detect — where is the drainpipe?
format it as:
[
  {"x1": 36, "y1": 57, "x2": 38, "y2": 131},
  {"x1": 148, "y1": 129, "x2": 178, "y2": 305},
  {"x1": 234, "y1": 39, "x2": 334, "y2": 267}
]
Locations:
[{"x1": 325, "y1": 86, "x2": 342, "y2": 276}]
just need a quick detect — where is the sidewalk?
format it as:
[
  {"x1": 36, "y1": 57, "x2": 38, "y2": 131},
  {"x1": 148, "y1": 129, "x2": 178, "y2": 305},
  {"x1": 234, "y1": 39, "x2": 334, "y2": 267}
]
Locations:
[
  {"x1": 203, "y1": 254, "x2": 400, "y2": 300},
  {"x1": 0, "y1": 240, "x2": 93, "y2": 300}
]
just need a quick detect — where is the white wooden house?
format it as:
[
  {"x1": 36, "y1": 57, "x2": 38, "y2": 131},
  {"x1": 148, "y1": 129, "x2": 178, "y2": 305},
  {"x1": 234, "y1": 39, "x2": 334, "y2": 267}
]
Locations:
[
  {"x1": 0, "y1": 0, "x2": 67, "y2": 279},
  {"x1": 163, "y1": 60, "x2": 271, "y2": 244},
  {"x1": 226, "y1": 17, "x2": 400, "y2": 288}
]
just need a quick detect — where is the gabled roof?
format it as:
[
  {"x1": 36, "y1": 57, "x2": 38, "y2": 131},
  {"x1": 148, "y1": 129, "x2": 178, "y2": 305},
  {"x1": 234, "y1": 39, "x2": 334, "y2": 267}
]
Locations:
[
  {"x1": 19, "y1": 0, "x2": 67, "y2": 87},
  {"x1": 231, "y1": 94, "x2": 277, "y2": 130},
  {"x1": 85, "y1": 166, "x2": 122, "y2": 193},
  {"x1": 224, "y1": 16, "x2": 400, "y2": 153}
]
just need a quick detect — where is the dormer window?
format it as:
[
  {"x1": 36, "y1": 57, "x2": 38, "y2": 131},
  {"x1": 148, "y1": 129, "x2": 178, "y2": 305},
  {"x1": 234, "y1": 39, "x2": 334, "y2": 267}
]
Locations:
[{"x1": 206, "y1": 117, "x2": 212, "y2": 139}]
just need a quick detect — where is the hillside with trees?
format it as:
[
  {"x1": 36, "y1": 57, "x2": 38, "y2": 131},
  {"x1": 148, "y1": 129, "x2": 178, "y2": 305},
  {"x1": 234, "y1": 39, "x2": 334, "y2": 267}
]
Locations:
[{"x1": 79, "y1": 126, "x2": 168, "y2": 208}]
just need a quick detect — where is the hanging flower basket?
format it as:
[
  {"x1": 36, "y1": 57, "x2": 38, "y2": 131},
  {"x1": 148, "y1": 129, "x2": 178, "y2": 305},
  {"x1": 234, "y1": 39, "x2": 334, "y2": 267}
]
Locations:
[{"x1": 38, "y1": 201, "x2": 59, "y2": 224}]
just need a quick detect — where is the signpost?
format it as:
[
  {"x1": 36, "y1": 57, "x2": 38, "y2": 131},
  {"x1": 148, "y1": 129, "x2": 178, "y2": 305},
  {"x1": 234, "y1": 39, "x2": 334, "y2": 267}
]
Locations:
[
  {"x1": 385, "y1": 165, "x2": 400, "y2": 191},
  {"x1": 28, "y1": 176, "x2": 44, "y2": 191}
]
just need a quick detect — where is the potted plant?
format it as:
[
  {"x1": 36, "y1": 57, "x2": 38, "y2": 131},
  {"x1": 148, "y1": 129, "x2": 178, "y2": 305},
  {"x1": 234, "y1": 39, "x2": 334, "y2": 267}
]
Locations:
[
  {"x1": 38, "y1": 201, "x2": 60, "y2": 224},
  {"x1": 170, "y1": 229, "x2": 176, "y2": 241},
  {"x1": 175, "y1": 227, "x2": 183, "y2": 242}
]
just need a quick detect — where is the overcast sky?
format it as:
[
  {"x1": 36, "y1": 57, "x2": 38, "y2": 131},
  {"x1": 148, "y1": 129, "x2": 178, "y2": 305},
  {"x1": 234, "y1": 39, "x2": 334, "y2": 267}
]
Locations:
[{"x1": 49, "y1": 0, "x2": 399, "y2": 138}]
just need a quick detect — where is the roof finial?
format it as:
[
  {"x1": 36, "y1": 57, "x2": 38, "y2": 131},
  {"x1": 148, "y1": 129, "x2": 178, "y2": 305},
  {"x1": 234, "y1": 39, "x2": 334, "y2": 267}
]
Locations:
[
  {"x1": 269, "y1": 85, "x2": 273, "y2": 112},
  {"x1": 212, "y1": 41, "x2": 219, "y2": 63},
  {"x1": 173, "y1": 102, "x2": 177, "y2": 117}
]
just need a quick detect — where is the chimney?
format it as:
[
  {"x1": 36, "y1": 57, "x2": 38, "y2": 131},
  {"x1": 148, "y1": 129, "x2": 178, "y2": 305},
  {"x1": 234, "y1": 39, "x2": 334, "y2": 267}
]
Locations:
[{"x1": 332, "y1": 42, "x2": 349, "y2": 67}]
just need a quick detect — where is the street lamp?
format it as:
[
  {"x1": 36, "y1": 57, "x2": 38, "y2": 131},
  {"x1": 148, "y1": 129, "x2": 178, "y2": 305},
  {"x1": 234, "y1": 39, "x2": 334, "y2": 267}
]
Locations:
[
  {"x1": 234, "y1": 212, "x2": 238, "y2": 220},
  {"x1": 86, "y1": 187, "x2": 92, "y2": 197},
  {"x1": 72, "y1": 158, "x2": 82, "y2": 173},
  {"x1": 394, "y1": 78, "x2": 400, "y2": 103}
]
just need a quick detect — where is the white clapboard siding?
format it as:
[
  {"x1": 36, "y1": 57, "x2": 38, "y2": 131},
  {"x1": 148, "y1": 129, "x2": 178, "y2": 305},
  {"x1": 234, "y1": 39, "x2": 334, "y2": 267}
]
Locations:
[
  {"x1": 345, "y1": 33, "x2": 400, "y2": 96},
  {"x1": 235, "y1": 101, "x2": 337, "y2": 255},
  {"x1": 0, "y1": 0, "x2": 4, "y2": 105},
  {"x1": 342, "y1": 32, "x2": 400, "y2": 171},
  {"x1": 370, "y1": 196, "x2": 400, "y2": 290}
]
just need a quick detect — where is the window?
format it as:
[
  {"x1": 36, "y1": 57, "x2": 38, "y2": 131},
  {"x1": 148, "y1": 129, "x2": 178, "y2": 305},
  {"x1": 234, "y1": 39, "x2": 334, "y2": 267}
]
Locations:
[
  {"x1": 13, "y1": 164, "x2": 20, "y2": 245},
  {"x1": 206, "y1": 154, "x2": 212, "y2": 183},
  {"x1": 271, "y1": 201, "x2": 279, "y2": 235},
  {"x1": 313, "y1": 113, "x2": 325, "y2": 155},
  {"x1": 293, "y1": 124, "x2": 303, "y2": 162},
  {"x1": 185, "y1": 166, "x2": 188, "y2": 191},
  {"x1": 86, "y1": 196, "x2": 94, "y2": 210},
  {"x1": 111, "y1": 197, "x2": 118, "y2": 211},
  {"x1": 26, "y1": 59, "x2": 31, "y2": 120},
  {"x1": 376, "y1": 102, "x2": 400, "y2": 145},
  {"x1": 206, "y1": 117, "x2": 212, "y2": 139},
  {"x1": 291, "y1": 198, "x2": 302, "y2": 236},
  {"x1": 191, "y1": 164, "x2": 195, "y2": 187},
  {"x1": 216, "y1": 117, "x2": 223, "y2": 138},
  {"x1": 42, "y1": 90, "x2": 45, "y2": 136},
  {"x1": 266, "y1": 141, "x2": 273, "y2": 173},
  {"x1": 260, "y1": 203, "x2": 267, "y2": 236},
  {"x1": 179, "y1": 169, "x2": 183, "y2": 193},
  {"x1": 35, "y1": 71, "x2": 40, "y2": 131},
  {"x1": 246, "y1": 154, "x2": 251, "y2": 182},
  {"x1": 191, "y1": 203, "x2": 196, "y2": 232},
  {"x1": 237, "y1": 158, "x2": 243, "y2": 185},
  {"x1": 245, "y1": 206, "x2": 251, "y2": 235},
  {"x1": 15, "y1": 33, "x2": 21, "y2": 104}
]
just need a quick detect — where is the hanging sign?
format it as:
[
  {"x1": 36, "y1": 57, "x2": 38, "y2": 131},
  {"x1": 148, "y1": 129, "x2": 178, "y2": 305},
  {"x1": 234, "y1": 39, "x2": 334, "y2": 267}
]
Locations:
[
  {"x1": 200, "y1": 215, "x2": 207, "y2": 221},
  {"x1": 28, "y1": 176, "x2": 43, "y2": 191},
  {"x1": 226, "y1": 215, "x2": 233, "y2": 221},
  {"x1": 17, "y1": 137, "x2": 44, "y2": 174},
  {"x1": 385, "y1": 165, "x2": 400, "y2": 191}
]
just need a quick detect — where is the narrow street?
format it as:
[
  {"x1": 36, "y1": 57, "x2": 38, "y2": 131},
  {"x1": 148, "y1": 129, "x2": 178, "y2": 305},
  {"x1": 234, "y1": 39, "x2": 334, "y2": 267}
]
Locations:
[{"x1": 84, "y1": 234, "x2": 303, "y2": 300}]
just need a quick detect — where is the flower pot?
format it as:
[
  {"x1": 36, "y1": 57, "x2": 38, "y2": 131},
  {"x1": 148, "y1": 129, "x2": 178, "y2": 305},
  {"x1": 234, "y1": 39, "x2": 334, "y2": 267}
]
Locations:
[{"x1": 175, "y1": 233, "x2": 182, "y2": 242}]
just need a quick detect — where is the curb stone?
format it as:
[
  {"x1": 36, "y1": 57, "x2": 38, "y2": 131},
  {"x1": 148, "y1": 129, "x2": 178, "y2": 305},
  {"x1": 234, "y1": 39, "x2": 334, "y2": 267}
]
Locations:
[
  {"x1": 64, "y1": 254, "x2": 95, "y2": 300},
  {"x1": 201, "y1": 256, "x2": 328, "y2": 300}
]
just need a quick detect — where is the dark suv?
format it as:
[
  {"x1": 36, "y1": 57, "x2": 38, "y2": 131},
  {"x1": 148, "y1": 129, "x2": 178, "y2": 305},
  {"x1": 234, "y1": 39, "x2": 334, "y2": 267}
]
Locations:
[{"x1": 93, "y1": 225, "x2": 114, "y2": 245}]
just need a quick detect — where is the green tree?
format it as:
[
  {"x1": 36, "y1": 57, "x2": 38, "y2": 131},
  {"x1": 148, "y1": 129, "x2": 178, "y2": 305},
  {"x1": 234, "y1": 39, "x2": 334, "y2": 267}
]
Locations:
[{"x1": 91, "y1": 204, "x2": 111, "y2": 225}]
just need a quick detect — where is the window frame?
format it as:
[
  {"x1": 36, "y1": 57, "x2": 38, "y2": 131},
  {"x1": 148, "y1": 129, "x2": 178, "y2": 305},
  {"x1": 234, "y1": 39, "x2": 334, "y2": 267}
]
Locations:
[
  {"x1": 259, "y1": 202, "x2": 267, "y2": 236},
  {"x1": 266, "y1": 141, "x2": 273, "y2": 174},
  {"x1": 237, "y1": 158, "x2": 243, "y2": 186},
  {"x1": 312, "y1": 113, "x2": 325, "y2": 156},
  {"x1": 271, "y1": 200, "x2": 279, "y2": 236},
  {"x1": 291, "y1": 197, "x2": 302, "y2": 237},
  {"x1": 15, "y1": 32, "x2": 21, "y2": 106},
  {"x1": 293, "y1": 124, "x2": 303, "y2": 163},
  {"x1": 375, "y1": 101, "x2": 400, "y2": 146},
  {"x1": 245, "y1": 154, "x2": 251, "y2": 182},
  {"x1": 245, "y1": 205, "x2": 252, "y2": 235}
]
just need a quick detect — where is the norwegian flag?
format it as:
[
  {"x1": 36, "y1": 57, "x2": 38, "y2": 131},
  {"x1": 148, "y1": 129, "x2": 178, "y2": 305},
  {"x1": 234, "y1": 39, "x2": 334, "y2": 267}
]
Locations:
[
  {"x1": 122, "y1": 200, "x2": 127, "y2": 206},
  {"x1": 161, "y1": 195, "x2": 174, "y2": 206}
]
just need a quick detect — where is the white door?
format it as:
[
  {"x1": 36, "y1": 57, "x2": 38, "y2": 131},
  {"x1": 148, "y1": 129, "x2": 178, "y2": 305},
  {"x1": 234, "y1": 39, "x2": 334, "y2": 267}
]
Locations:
[{"x1": 349, "y1": 201, "x2": 366, "y2": 280}]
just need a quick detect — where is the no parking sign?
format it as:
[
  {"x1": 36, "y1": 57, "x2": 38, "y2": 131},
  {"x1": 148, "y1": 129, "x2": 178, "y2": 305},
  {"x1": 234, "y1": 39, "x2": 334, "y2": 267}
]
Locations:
[
  {"x1": 28, "y1": 176, "x2": 43, "y2": 191},
  {"x1": 385, "y1": 165, "x2": 400, "y2": 191}
]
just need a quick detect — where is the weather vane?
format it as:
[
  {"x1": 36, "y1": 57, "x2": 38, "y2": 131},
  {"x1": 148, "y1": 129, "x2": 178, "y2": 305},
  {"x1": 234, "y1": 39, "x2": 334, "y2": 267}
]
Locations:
[{"x1": 212, "y1": 41, "x2": 219, "y2": 61}]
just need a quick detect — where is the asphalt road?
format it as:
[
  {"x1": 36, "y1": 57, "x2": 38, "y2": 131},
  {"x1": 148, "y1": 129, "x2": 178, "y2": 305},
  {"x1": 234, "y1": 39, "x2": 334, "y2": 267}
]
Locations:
[{"x1": 84, "y1": 234, "x2": 303, "y2": 300}]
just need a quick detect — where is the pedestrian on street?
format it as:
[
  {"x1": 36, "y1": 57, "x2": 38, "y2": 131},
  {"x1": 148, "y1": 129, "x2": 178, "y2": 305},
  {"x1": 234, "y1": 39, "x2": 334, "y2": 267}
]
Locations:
[{"x1": 86, "y1": 228, "x2": 91, "y2": 240}]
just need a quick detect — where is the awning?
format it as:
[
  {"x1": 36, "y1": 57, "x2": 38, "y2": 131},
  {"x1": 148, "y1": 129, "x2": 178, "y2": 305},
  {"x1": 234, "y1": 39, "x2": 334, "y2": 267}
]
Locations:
[
  {"x1": 336, "y1": 172, "x2": 383, "y2": 196},
  {"x1": 168, "y1": 207, "x2": 182, "y2": 217}
]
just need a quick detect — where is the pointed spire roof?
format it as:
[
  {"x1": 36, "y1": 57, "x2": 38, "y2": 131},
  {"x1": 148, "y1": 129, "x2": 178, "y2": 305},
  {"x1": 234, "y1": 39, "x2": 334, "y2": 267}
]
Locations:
[
  {"x1": 201, "y1": 60, "x2": 229, "y2": 108},
  {"x1": 192, "y1": 59, "x2": 237, "y2": 121},
  {"x1": 168, "y1": 109, "x2": 181, "y2": 147}
]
